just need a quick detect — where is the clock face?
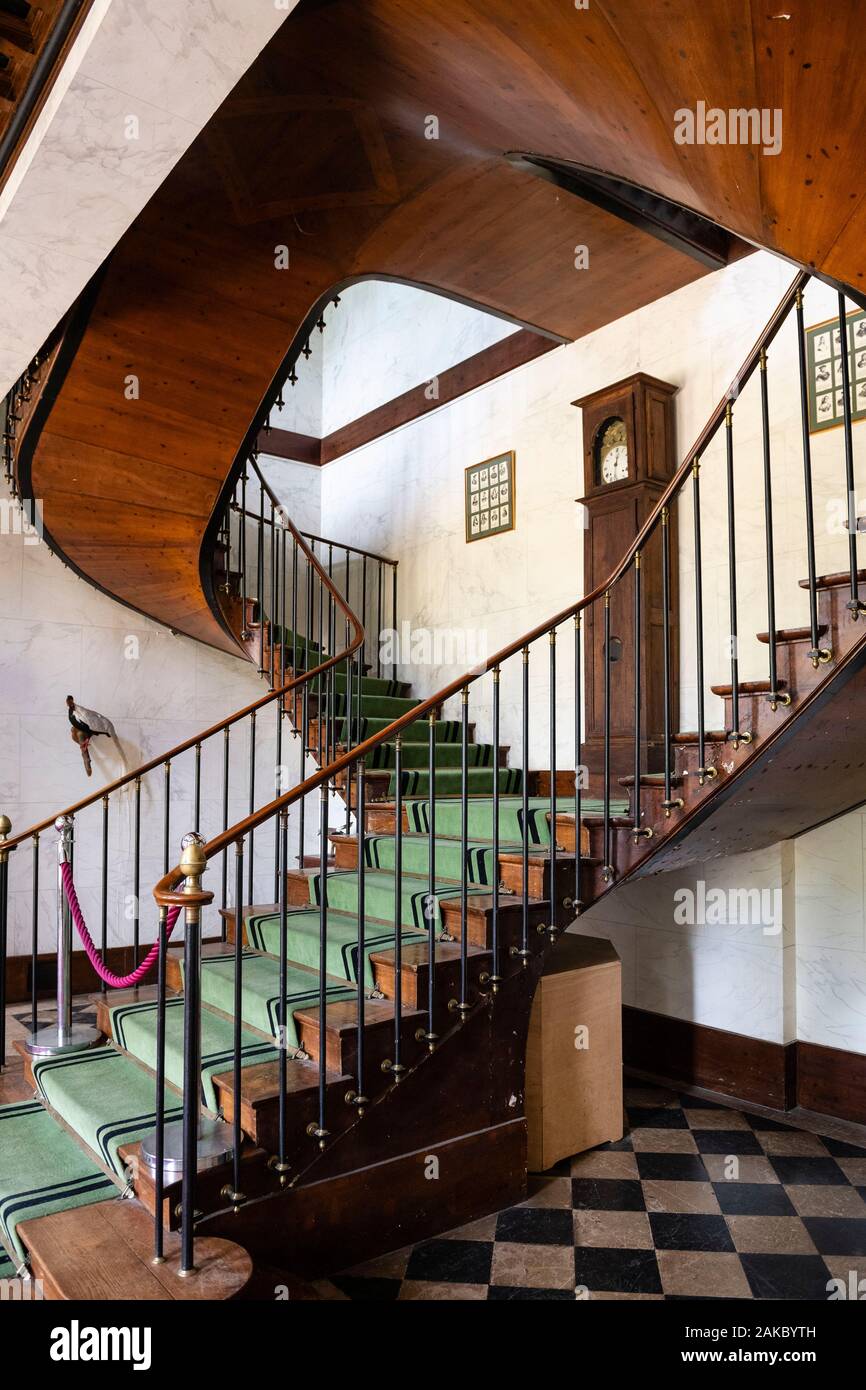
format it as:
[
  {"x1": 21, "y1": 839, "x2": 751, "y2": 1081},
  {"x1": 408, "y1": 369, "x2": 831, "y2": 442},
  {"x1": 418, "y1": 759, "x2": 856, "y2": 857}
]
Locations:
[{"x1": 596, "y1": 417, "x2": 629, "y2": 485}]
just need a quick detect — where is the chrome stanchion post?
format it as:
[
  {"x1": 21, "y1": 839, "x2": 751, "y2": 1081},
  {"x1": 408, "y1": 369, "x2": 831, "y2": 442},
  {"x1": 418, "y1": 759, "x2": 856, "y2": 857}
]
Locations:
[{"x1": 26, "y1": 816, "x2": 100, "y2": 1057}]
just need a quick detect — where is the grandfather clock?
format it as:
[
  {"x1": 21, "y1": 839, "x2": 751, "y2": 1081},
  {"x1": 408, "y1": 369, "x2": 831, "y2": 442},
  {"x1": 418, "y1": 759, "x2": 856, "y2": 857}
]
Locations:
[{"x1": 573, "y1": 373, "x2": 679, "y2": 793}]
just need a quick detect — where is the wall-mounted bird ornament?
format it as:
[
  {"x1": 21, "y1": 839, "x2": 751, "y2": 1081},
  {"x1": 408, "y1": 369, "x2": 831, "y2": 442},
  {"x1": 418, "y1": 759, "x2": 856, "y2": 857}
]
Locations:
[{"x1": 66, "y1": 696, "x2": 126, "y2": 778}]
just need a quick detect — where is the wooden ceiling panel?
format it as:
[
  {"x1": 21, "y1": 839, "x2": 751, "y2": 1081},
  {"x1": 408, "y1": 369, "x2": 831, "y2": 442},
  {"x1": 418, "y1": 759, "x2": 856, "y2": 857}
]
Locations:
[{"x1": 27, "y1": 0, "x2": 866, "y2": 648}]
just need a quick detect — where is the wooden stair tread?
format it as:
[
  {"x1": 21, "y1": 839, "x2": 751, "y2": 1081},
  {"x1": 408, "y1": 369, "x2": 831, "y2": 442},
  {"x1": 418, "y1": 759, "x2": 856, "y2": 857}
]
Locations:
[
  {"x1": 756, "y1": 624, "x2": 827, "y2": 643},
  {"x1": 19, "y1": 1198, "x2": 252, "y2": 1301},
  {"x1": 672, "y1": 730, "x2": 727, "y2": 744},
  {"x1": 211, "y1": 1055, "x2": 349, "y2": 1106},
  {"x1": 293, "y1": 997, "x2": 423, "y2": 1031},
  {"x1": 368, "y1": 939, "x2": 488, "y2": 970},
  {"x1": 710, "y1": 679, "x2": 783, "y2": 696},
  {"x1": 617, "y1": 773, "x2": 684, "y2": 787},
  {"x1": 798, "y1": 569, "x2": 866, "y2": 590}
]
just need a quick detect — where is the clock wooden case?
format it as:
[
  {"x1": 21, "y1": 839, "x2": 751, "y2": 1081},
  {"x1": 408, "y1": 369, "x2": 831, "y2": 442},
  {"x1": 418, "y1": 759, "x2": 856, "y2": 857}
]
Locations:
[{"x1": 573, "y1": 373, "x2": 679, "y2": 793}]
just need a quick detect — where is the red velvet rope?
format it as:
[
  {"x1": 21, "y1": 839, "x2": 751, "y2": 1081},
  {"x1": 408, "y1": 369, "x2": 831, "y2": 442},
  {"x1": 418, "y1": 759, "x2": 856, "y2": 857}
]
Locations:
[{"x1": 60, "y1": 860, "x2": 182, "y2": 988}]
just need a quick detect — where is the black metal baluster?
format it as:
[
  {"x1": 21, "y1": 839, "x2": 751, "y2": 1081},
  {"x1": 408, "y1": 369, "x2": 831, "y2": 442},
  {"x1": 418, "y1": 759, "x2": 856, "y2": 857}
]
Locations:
[
  {"x1": 247, "y1": 710, "x2": 256, "y2": 902},
  {"x1": 548, "y1": 631, "x2": 558, "y2": 937},
  {"x1": 100, "y1": 795, "x2": 109, "y2": 993},
  {"x1": 758, "y1": 355, "x2": 790, "y2": 714},
  {"x1": 344, "y1": 618, "x2": 353, "y2": 835},
  {"x1": 838, "y1": 292, "x2": 864, "y2": 619},
  {"x1": 376, "y1": 563, "x2": 383, "y2": 678},
  {"x1": 517, "y1": 648, "x2": 531, "y2": 963},
  {"x1": 352, "y1": 760, "x2": 368, "y2": 1113},
  {"x1": 796, "y1": 286, "x2": 831, "y2": 669},
  {"x1": 193, "y1": 743, "x2": 201, "y2": 835},
  {"x1": 239, "y1": 472, "x2": 248, "y2": 639},
  {"x1": 291, "y1": 534, "x2": 298, "y2": 680},
  {"x1": 490, "y1": 670, "x2": 502, "y2": 989},
  {"x1": 422, "y1": 714, "x2": 439, "y2": 1041},
  {"x1": 221, "y1": 728, "x2": 229, "y2": 939},
  {"x1": 458, "y1": 689, "x2": 470, "y2": 1010},
  {"x1": 602, "y1": 594, "x2": 613, "y2": 880},
  {"x1": 573, "y1": 616, "x2": 582, "y2": 914},
  {"x1": 257, "y1": 481, "x2": 265, "y2": 675},
  {"x1": 724, "y1": 406, "x2": 749, "y2": 749},
  {"x1": 632, "y1": 554, "x2": 653, "y2": 840},
  {"x1": 361, "y1": 554, "x2": 368, "y2": 673},
  {"x1": 230, "y1": 839, "x2": 245, "y2": 1200},
  {"x1": 152, "y1": 905, "x2": 168, "y2": 1262},
  {"x1": 391, "y1": 563, "x2": 398, "y2": 681},
  {"x1": 308, "y1": 787, "x2": 329, "y2": 1150},
  {"x1": 273, "y1": 809, "x2": 289, "y2": 1185},
  {"x1": 30, "y1": 833, "x2": 38, "y2": 1038},
  {"x1": 661, "y1": 510, "x2": 682, "y2": 814},
  {"x1": 391, "y1": 735, "x2": 405, "y2": 1075},
  {"x1": 163, "y1": 761, "x2": 171, "y2": 875},
  {"x1": 692, "y1": 459, "x2": 717, "y2": 784},
  {"x1": 274, "y1": 699, "x2": 283, "y2": 902},
  {"x1": 269, "y1": 500, "x2": 277, "y2": 688}
]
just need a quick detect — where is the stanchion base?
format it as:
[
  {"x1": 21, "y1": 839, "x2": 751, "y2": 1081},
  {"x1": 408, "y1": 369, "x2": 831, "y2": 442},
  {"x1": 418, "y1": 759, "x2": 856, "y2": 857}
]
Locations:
[
  {"x1": 25, "y1": 1024, "x2": 102, "y2": 1058},
  {"x1": 139, "y1": 1117, "x2": 233, "y2": 1180}
]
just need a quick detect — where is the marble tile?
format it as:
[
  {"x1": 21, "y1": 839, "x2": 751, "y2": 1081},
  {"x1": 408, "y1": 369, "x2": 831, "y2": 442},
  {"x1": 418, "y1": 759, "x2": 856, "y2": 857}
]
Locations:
[
  {"x1": 656, "y1": 1249, "x2": 752, "y2": 1299},
  {"x1": 489, "y1": 1241, "x2": 575, "y2": 1290}
]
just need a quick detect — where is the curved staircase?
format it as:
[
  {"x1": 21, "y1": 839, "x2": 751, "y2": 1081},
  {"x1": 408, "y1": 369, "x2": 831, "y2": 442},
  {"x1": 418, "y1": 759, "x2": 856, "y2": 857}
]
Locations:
[{"x1": 2, "y1": 268, "x2": 866, "y2": 1295}]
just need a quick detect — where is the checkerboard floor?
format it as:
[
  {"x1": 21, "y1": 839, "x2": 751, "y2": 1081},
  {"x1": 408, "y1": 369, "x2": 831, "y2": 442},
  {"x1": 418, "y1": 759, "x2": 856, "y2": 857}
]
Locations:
[{"x1": 323, "y1": 1086, "x2": 866, "y2": 1301}]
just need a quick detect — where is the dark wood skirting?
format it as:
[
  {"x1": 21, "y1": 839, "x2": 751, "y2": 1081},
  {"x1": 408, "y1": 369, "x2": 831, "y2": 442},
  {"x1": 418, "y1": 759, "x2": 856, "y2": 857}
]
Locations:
[
  {"x1": 4, "y1": 939, "x2": 223, "y2": 1006},
  {"x1": 257, "y1": 328, "x2": 559, "y2": 468},
  {"x1": 623, "y1": 1005, "x2": 795, "y2": 1110},
  {"x1": 797, "y1": 1038, "x2": 866, "y2": 1126}
]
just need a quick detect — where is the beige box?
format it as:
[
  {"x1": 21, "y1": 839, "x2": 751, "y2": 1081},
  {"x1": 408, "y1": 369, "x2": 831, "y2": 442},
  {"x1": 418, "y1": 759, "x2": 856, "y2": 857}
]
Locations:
[{"x1": 525, "y1": 933, "x2": 623, "y2": 1172}]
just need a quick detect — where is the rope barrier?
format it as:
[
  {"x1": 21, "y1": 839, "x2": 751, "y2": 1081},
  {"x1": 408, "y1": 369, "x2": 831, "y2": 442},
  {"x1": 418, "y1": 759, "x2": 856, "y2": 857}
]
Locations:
[{"x1": 60, "y1": 860, "x2": 182, "y2": 988}]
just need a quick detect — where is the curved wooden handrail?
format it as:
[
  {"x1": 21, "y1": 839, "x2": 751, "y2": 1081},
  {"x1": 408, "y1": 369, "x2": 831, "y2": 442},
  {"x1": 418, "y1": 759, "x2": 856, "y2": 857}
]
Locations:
[
  {"x1": 4, "y1": 471, "x2": 369, "y2": 852},
  {"x1": 155, "y1": 269, "x2": 808, "y2": 901}
]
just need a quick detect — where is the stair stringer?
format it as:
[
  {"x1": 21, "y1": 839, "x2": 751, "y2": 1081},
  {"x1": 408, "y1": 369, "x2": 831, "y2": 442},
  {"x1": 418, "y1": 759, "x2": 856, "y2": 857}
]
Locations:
[{"x1": 193, "y1": 949, "x2": 546, "y2": 1276}]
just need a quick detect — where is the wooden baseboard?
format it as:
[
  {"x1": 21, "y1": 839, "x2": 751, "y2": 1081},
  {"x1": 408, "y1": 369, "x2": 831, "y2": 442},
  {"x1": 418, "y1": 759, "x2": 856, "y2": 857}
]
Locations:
[
  {"x1": 796, "y1": 1038, "x2": 866, "y2": 1125},
  {"x1": 624, "y1": 1005, "x2": 866, "y2": 1124},
  {"x1": 623, "y1": 1005, "x2": 795, "y2": 1110},
  {"x1": 4, "y1": 937, "x2": 224, "y2": 1005}
]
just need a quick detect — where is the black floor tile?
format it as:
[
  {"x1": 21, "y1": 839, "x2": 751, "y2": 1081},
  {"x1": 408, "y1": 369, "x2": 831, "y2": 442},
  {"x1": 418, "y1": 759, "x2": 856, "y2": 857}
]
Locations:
[
  {"x1": 571, "y1": 1178, "x2": 646, "y2": 1212},
  {"x1": 404, "y1": 1239, "x2": 493, "y2": 1285},
  {"x1": 626, "y1": 1105, "x2": 689, "y2": 1130},
  {"x1": 744, "y1": 1113, "x2": 798, "y2": 1133},
  {"x1": 574, "y1": 1246, "x2": 662, "y2": 1296},
  {"x1": 691, "y1": 1129, "x2": 764, "y2": 1155},
  {"x1": 678, "y1": 1093, "x2": 728, "y2": 1111},
  {"x1": 649, "y1": 1213, "x2": 736, "y2": 1253},
  {"x1": 769, "y1": 1156, "x2": 850, "y2": 1187},
  {"x1": 488, "y1": 1286, "x2": 576, "y2": 1301},
  {"x1": 330, "y1": 1276, "x2": 402, "y2": 1301},
  {"x1": 494, "y1": 1207, "x2": 574, "y2": 1246},
  {"x1": 527, "y1": 1156, "x2": 573, "y2": 1177},
  {"x1": 636, "y1": 1153, "x2": 710, "y2": 1182},
  {"x1": 596, "y1": 1136, "x2": 635, "y2": 1152},
  {"x1": 713, "y1": 1182, "x2": 796, "y2": 1216},
  {"x1": 821, "y1": 1136, "x2": 866, "y2": 1158},
  {"x1": 802, "y1": 1217, "x2": 866, "y2": 1256},
  {"x1": 740, "y1": 1254, "x2": 833, "y2": 1300}
]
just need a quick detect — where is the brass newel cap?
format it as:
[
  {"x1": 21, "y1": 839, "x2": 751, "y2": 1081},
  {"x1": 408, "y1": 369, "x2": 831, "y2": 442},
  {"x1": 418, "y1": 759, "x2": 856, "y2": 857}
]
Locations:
[
  {"x1": 179, "y1": 831, "x2": 207, "y2": 881},
  {"x1": 0, "y1": 815, "x2": 10, "y2": 838}
]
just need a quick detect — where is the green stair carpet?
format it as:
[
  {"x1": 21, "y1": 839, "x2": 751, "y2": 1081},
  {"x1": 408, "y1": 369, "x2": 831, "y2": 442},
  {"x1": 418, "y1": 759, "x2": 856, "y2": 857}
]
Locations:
[
  {"x1": 246, "y1": 908, "x2": 423, "y2": 988},
  {"x1": 0, "y1": 1099, "x2": 116, "y2": 1258},
  {"x1": 194, "y1": 950, "x2": 356, "y2": 1041},
  {"x1": 33, "y1": 1046, "x2": 183, "y2": 1177},
  {"x1": 110, "y1": 997, "x2": 279, "y2": 1111},
  {"x1": 337, "y1": 716, "x2": 463, "y2": 744}
]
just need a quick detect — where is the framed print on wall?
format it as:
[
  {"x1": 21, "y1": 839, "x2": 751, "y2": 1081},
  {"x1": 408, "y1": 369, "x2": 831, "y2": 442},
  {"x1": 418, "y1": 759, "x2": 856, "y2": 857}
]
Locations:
[
  {"x1": 806, "y1": 308, "x2": 866, "y2": 433},
  {"x1": 465, "y1": 450, "x2": 515, "y2": 542}
]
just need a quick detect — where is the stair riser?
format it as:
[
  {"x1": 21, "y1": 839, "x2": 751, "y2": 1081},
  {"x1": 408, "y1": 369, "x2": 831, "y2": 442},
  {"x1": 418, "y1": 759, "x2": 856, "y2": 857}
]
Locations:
[
  {"x1": 438, "y1": 898, "x2": 550, "y2": 950},
  {"x1": 296, "y1": 1010, "x2": 423, "y2": 1078},
  {"x1": 370, "y1": 948, "x2": 492, "y2": 1011},
  {"x1": 211, "y1": 1072, "x2": 351, "y2": 1158}
]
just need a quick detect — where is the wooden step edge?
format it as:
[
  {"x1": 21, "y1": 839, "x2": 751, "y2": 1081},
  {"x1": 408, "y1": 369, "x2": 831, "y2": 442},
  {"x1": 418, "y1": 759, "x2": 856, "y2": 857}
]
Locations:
[
  {"x1": 798, "y1": 569, "x2": 866, "y2": 591},
  {"x1": 672, "y1": 731, "x2": 727, "y2": 744},
  {"x1": 617, "y1": 773, "x2": 684, "y2": 788},
  {"x1": 710, "y1": 680, "x2": 782, "y2": 696},
  {"x1": 19, "y1": 1198, "x2": 253, "y2": 1301},
  {"x1": 368, "y1": 940, "x2": 490, "y2": 971},
  {"x1": 756, "y1": 624, "x2": 828, "y2": 644}
]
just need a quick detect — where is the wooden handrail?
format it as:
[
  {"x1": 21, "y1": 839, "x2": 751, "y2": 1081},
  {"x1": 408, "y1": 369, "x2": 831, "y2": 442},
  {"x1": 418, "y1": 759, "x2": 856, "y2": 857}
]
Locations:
[{"x1": 154, "y1": 269, "x2": 808, "y2": 902}]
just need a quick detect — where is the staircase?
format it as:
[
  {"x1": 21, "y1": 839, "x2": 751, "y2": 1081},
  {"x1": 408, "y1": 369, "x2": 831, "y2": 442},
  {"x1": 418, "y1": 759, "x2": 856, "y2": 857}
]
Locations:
[{"x1": 2, "y1": 268, "x2": 866, "y2": 1295}]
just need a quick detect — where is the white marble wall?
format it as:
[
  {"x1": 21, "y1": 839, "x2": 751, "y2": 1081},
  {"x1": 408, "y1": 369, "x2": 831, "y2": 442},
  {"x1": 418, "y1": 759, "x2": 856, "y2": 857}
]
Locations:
[
  {"x1": 306, "y1": 254, "x2": 866, "y2": 1057},
  {"x1": 0, "y1": 0, "x2": 296, "y2": 396},
  {"x1": 0, "y1": 480, "x2": 328, "y2": 963}
]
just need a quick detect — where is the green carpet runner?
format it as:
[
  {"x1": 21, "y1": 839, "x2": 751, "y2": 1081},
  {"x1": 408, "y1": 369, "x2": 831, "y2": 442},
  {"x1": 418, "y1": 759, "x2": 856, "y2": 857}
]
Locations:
[{"x1": 0, "y1": 1099, "x2": 116, "y2": 1258}]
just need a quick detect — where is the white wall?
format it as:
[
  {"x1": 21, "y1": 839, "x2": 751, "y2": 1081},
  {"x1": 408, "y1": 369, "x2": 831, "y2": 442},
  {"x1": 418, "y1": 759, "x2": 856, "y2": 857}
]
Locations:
[
  {"x1": 290, "y1": 253, "x2": 866, "y2": 1060},
  {"x1": 0, "y1": 483, "x2": 323, "y2": 964}
]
